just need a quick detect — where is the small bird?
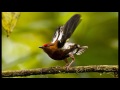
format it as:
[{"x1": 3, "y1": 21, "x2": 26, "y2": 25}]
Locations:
[{"x1": 39, "y1": 14, "x2": 88, "y2": 70}]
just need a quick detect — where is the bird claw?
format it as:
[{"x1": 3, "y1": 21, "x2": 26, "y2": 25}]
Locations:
[
  {"x1": 65, "y1": 63, "x2": 70, "y2": 71},
  {"x1": 66, "y1": 66, "x2": 70, "y2": 71}
]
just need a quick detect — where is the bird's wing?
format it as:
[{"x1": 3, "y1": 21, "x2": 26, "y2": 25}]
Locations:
[
  {"x1": 51, "y1": 26, "x2": 63, "y2": 44},
  {"x1": 51, "y1": 14, "x2": 81, "y2": 48}
]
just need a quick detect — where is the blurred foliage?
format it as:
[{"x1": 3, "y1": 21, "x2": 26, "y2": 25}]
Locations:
[
  {"x1": 2, "y1": 12, "x2": 118, "y2": 78},
  {"x1": 2, "y1": 12, "x2": 21, "y2": 37}
]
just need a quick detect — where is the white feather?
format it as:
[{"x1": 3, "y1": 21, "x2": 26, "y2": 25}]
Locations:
[
  {"x1": 58, "y1": 26, "x2": 64, "y2": 42},
  {"x1": 62, "y1": 42, "x2": 75, "y2": 49},
  {"x1": 51, "y1": 30, "x2": 59, "y2": 43},
  {"x1": 51, "y1": 26, "x2": 64, "y2": 43}
]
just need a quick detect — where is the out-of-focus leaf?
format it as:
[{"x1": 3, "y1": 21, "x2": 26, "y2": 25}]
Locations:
[{"x1": 2, "y1": 12, "x2": 21, "y2": 37}]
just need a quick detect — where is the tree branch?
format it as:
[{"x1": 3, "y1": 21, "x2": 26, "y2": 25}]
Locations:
[{"x1": 2, "y1": 65, "x2": 118, "y2": 77}]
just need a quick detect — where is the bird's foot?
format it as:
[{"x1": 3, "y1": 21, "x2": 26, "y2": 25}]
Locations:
[{"x1": 65, "y1": 63, "x2": 71, "y2": 71}]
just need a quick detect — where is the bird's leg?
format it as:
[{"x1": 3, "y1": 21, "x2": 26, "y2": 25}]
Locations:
[
  {"x1": 64, "y1": 52, "x2": 75, "y2": 70},
  {"x1": 68, "y1": 53, "x2": 75, "y2": 69},
  {"x1": 64, "y1": 58, "x2": 69, "y2": 67}
]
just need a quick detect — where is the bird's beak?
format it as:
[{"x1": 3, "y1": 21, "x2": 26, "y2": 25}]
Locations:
[{"x1": 39, "y1": 46, "x2": 43, "y2": 48}]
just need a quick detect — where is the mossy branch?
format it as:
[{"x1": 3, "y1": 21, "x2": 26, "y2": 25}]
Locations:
[{"x1": 2, "y1": 65, "x2": 118, "y2": 77}]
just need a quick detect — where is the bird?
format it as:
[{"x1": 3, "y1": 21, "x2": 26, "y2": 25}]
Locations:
[{"x1": 39, "y1": 14, "x2": 88, "y2": 70}]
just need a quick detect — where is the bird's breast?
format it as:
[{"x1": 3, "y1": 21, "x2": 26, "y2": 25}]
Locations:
[{"x1": 43, "y1": 47, "x2": 68, "y2": 60}]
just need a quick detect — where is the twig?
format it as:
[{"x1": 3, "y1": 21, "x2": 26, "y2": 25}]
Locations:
[{"x1": 2, "y1": 65, "x2": 118, "y2": 77}]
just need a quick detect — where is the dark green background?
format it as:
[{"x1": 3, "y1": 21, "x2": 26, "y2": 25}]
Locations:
[{"x1": 2, "y1": 12, "x2": 118, "y2": 78}]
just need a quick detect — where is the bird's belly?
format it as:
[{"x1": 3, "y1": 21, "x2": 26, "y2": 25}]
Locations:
[{"x1": 49, "y1": 50, "x2": 68, "y2": 60}]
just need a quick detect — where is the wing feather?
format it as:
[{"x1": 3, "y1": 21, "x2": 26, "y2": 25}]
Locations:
[{"x1": 51, "y1": 14, "x2": 81, "y2": 48}]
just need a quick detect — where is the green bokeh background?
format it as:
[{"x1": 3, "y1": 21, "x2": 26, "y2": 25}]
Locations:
[{"x1": 2, "y1": 12, "x2": 118, "y2": 78}]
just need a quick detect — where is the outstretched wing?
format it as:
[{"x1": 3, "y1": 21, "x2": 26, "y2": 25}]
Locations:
[
  {"x1": 51, "y1": 14, "x2": 81, "y2": 48},
  {"x1": 51, "y1": 26, "x2": 63, "y2": 44}
]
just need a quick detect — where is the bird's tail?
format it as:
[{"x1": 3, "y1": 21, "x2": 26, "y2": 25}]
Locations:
[{"x1": 75, "y1": 45, "x2": 88, "y2": 55}]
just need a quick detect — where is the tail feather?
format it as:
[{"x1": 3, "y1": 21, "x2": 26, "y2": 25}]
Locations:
[{"x1": 76, "y1": 46, "x2": 88, "y2": 55}]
